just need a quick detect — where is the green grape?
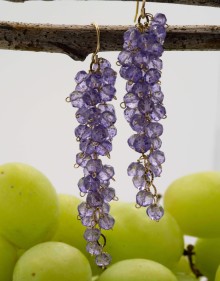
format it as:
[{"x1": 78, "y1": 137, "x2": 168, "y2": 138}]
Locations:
[
  {"x1": 52, "y1": 196, "x2": 183, "y2": 273},
  {"x1": 194, "y1": 238, "x2": 220, "y2": 280},
  {"x1": 97, "y1": 259, "x2": 178, "y2": 281},
  {"x1": 175, "y1": 273, "x2": 197, "y2": 281},
  {"x1": 102, "y1": 202, "x2": 184, "y2": 269},
  {"x1": 215, "y1": 266, "x2": 220, "y2": 281},
  {"x1": 164, "y1": 172, "x2": 220, "y2": 237},
  {"x1": 0, "y1": 235, "x2": 17, "y2": 281},
  {"x1": 0, "y1": 162, "x2": 59, "y2": 249},
  {"x1": 16, "y1": 248, "x2": 26, "y2": 259},
  {"x1": 51, "y1": 194, "x2": 97, "y2": 273},
  {"x1": 13, "y1": 241, "x2": 92, "y2": 281},
  {"x1": 172, "y1": 256, "x2": 192, "y2": 275},
  {"x1": 51, "y1": 194, "x2": 84, "y2": 252}
]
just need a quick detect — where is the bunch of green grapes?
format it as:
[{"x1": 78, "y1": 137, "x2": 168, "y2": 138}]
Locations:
[
  {"x1": 2, "y1": 162, "x2": 220, "y2": 280},
  {"x1": 164, "y1": 171, "x2": 220, "y2": 281}
]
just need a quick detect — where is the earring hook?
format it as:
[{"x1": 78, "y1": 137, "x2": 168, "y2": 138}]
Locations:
[
  {"x1": 134, "y1": 0, "x2": 146, "y2": 23},
  {"x1": 91, "y1": 22, "x2": 100, "y2": 62}
]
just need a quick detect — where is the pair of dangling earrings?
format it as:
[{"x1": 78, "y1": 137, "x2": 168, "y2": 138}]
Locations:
[{"x1": 66, "y1": 0, "x2": 167, "y2": 269}]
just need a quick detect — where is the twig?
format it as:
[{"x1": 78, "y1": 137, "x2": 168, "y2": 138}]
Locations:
[
  {"x1": 3, "y1": 0, "x2": 220, "y2": 7},
  {"x1": 183, "y1": 244, "x2": 203, "y2": 278},
  {"x1": 0, "y1": 22, "x2": 219, "y2": 61}
]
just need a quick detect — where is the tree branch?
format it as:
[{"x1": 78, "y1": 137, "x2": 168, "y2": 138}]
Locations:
[
  {"x1": 0, "y1": 22, "x2": 219, "y2": 61},
  {"x1": 3, "y1": 0, "x2": 220, "y2": 8}
]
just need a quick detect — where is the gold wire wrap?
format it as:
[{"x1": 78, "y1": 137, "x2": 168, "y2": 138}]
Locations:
[
  {"x1": 134, "y1": 0, "x2": 146, "y2": 23},
  {"x1": 90, "y1": 22, "x2": 101, "y2": 72}
]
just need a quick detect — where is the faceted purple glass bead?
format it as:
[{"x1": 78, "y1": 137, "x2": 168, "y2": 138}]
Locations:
[
  {"x1": 99, "y1": 58, "x2": 111, "y2": 70},
  {"x1": 124, "y1": 107, "x2": 137, "y2": 123},
  {"x1": 151, "y1": 91, "x2": 164, "y2": 104},
  {"x1": 151, "y1": 83, "x2": 161, "y2": 93},
  {"x1": 86, "y1": 73, "x2": 102, "y2": 89},
  {"x1": 95, "y1": 141, "x2": 112, "y2": 156},
  {"x1": 86, "y1": 241, "x2": 102, "y2": 255},
  {"x1": 123, "y1": 27, "x2": 141, "y2": 50},
  {"x1": 95, "y1": 252, "x2": 112, "y2": 267},
  {"x1": 126, "y1": 81, "x2": 134, "y2": 92},
  {"x1": 118, "y1": 50, "x2": 133, "y2": 66},
  {"x1": 76, "y1": 152, "x2": 91, "y2": 168},
  {"x1": 136, "y1": 190, "x2": 154, "y2": 207},
  {"x1": 138, "y1": 98, "x2": 154, "y2": 114},
  {"x1": 123, "y1": 93, "x2": 139, "y2": 109},
  {"x1": 100, "y1": 180, "x2": 110, "y2": 188},
  {"x1": 145, "y1": 69, "x2": 161, "y2": 85},
  {"x1": 132, "y1": 82, "x2": 150, "y2": 98},
  {"x1": 150, "y1": 164, "x2": 162, "y2": 177},
  {"x1": 130, "y1": 114, "x2": 147, "y2": 133},
  {"x1": 99, "y1": 214, "x2": 115, "y2": 230},
  {"x1": 100, "y1": 85, "x2": 116, "y2": 102},
  {"x1": 133, "y1": 51, "x2": 149, "y2": 68},
  {"x1": 147, "y1": 204, "x2": 164, "y2": 221},
  {"x1": 148, "y1": 42, "x2": 164, "y2": 57},
  {"x1": 152, "y1": 13, "x2": 167, "y2": 26},
  {"x1": 137, "y1": 33, "x2": 150, "y2": 52},
  {"x1": 78, "y1": 202, "x2": 94, "y2": 218},
  {"x1": 107, "y1": 125, "x2": 117, "y2": 139},
  {"x1": 133, "y1": 134, "x2": 151, "y2": 153},
  {"x1": 127, "y1": 162, "x2": 145, "y2": 177},
  {"x1": 98, "y1": 103, "x2": 115, "y2": 114},
  {"x1": 148, "y1": 58, "x2": 163, "y2": 71},
  {"x1": 151, "y1": 137, "x2": 162, "y2": 150},
  {"x1": 132, "y1": 175, "x2": 145, "y2": 189},
  {"x1": 84, "y1": 228, "x2": 101, "y2": 242},
  {"x1": 87, "y1": 191, "x2": 103, "y2": 207},
  {"x1": 100, "y1": 111, "x2": 116, "y2": 128},
  {"x1": 82, "y1": 176, "x2": 100, "y2": 192},
  {"x1": 76, "y1": 106, "x2": 90, "y2": 125},
  {"x1": 120, "y1": 66, "x2": 142, "y2": 83},
  {"x1": 81, "y1": 216, "x2": 95, "y2": 227},
  {"x1": 146, "y1": 122, "x2": 163, "y2": 138},
  {"x1": 69, "y1": 91, "x2": 84, "y2": 108},
  {"x1": 102, "y1": 187, "x2": 115, "y2": 202},
  {"x1": 75, "y1": 70, "x2": 88, "y2": 84},
  {"x1": 149, "y1": 150, "x2": 165, "y2": 166},
  {"x1": 83, "y1": 167, "x2": 90, "y2": 177},
  {"x1": 150, "y1": 25, "x2": 166, "y2": 43},
  {"x1": 98, "y1": 165, "x2": 115, "y2": 181},
  {"x1": 78, "y1": 177, "x2": 87, "y2": 193},
  {"x1": 102, "y1": 202, "x2": 110, "y2": 214},
  {"x1": 83, "y1": 90, "x2": 101, "y2": 106},
  {"x1": 103, "y1": 67, "x2": 117, "y2": 85},
  {"x1": 75, "y1": 125, "x2": 91, "y2": 140},
  {"x1": 91, "y1": 125, "x2": 108, "y2": 142},
  {"x1": 75, "y1": 80, "x2": 88, "y2": 92},
  {"x1": 87, "y1": 107, "x2": 101, "y2": 126},
  {"x1": 79, "y1": 139, "x2": 96, "y2": 155},
  {"x1": 102, "y1": 141, "x2": 113, "y2": 153},
  {"x1": 86, "y1": 159, "x2": 103, "y2": 175},
  {"x1": 151, "y1": 104, "x2": 166, "y2": 121},
  {"x1": 127, "y1": 134, "x2": 138, "y2": 150}
]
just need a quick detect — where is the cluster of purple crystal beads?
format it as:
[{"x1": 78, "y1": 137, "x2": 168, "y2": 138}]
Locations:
[
  {"x1": 118, "y1": 13, "x2": 167, "y2": 221},
  {"x1": 68, "y1": 57, "x2": 117, "y2": 267}
]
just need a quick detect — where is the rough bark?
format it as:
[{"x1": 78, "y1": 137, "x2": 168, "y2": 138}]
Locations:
[
  {"x1": 0, "y1": 22, "x2": 219, "y2": 60},
  {"x1": 3, "y1": 0, "x2": 220, "y2": 8}
]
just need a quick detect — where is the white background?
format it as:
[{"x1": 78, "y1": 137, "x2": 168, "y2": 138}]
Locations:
[{"x1": 0, "y1": 1, "x2": 219, "y2": 203}]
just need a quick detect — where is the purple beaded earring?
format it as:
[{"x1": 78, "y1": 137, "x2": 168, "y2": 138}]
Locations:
[
  {"x1": 66, "y1": 23, "x2": 118, "y2": 268},
  {"x1": 117, "y1": 0, "x2": 167, "y2": 221}
]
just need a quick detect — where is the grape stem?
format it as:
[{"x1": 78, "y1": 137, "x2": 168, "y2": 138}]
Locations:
[{"x1": 183, "y1": 244, "x2": 203, "y2": 278}]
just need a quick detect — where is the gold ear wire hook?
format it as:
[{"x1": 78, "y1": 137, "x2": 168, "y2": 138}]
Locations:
[
  {"x1": 91, "y1": 22, "x2": 100, "y2": 62},
  {"x1": 134, "y1": 0, "x2": 146, "y2": 23}
]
